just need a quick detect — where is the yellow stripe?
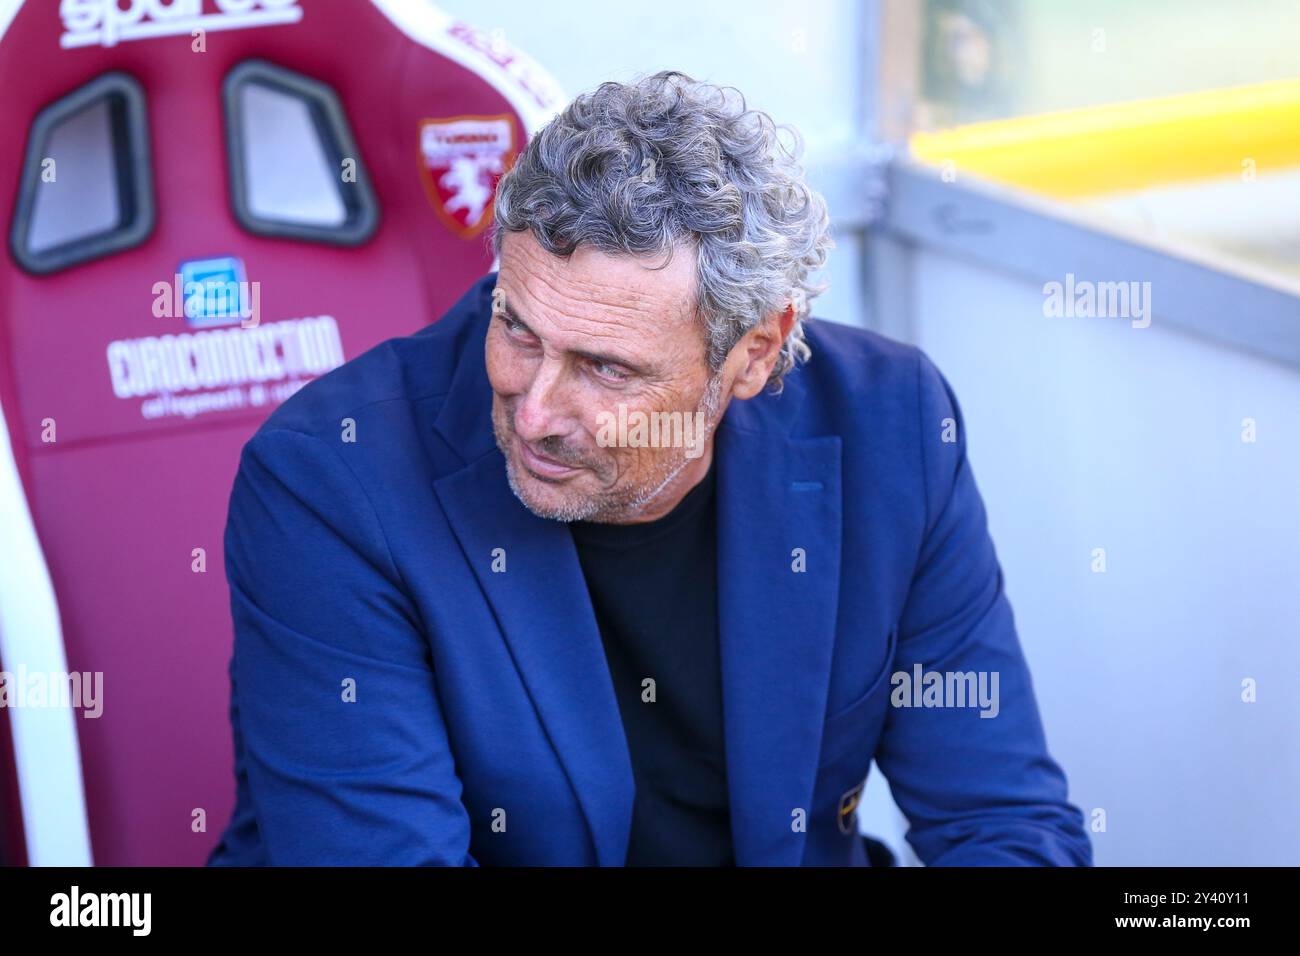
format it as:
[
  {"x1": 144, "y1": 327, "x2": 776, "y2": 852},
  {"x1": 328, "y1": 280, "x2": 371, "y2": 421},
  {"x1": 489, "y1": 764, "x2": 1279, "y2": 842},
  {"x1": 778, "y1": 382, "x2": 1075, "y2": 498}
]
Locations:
[{"x1": 909, "y1": 77, "x2": 1300, "y2": 198}]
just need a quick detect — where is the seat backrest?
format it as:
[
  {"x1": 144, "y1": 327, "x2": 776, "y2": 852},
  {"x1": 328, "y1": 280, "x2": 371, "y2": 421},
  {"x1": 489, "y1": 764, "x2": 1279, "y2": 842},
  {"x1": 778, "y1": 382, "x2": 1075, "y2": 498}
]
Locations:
[{"x1": 0, "y1": 0, "x2": 563, "y2": 865}]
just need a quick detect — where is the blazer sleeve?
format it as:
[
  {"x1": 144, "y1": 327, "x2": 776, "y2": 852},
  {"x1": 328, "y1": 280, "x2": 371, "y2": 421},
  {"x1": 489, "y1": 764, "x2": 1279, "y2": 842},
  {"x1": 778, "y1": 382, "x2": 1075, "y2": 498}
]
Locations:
[
  {"x1": 872, "y1": 353, "x2": 1093, "y2": 866},
  {"x1": 221, "y1": 426, "x2": 476, "y2": 865}
]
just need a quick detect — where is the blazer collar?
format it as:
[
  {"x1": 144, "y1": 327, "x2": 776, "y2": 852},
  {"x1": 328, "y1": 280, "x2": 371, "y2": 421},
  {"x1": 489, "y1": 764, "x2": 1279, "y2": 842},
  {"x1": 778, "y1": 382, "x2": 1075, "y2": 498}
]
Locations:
[{"x1": 432, "y1": 293, "x2": 843, "y2": 865}]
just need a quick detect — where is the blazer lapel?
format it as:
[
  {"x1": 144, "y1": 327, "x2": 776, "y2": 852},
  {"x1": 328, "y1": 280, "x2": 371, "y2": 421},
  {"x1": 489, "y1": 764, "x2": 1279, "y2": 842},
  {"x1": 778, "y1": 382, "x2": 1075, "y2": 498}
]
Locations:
[
  {"x1": 433, "y1": 452, "x2": 636, "y2": 866},
  {"x1": 715, "y1": 396, "x2": 844, "y2": 866},
  {"x1": 430, "y1": 303, "x2": 634, "y2": 867}
]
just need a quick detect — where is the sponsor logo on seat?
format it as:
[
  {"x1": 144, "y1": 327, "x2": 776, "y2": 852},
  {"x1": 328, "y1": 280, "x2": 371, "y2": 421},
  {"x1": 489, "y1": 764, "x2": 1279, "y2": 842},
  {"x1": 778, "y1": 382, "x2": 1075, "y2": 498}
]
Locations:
[
  {"x1": 174, "y1": 255, "x2": 255, "y2": 329},
  {"x1": 59, "y1": 0, "x2": 303, "y2": 50},
  {"x1": 106, "y1": 315, "x2": 345, "y2": 421},
  {"x1": 418, "y1": 115, "x2": 516, "y2": 238}
]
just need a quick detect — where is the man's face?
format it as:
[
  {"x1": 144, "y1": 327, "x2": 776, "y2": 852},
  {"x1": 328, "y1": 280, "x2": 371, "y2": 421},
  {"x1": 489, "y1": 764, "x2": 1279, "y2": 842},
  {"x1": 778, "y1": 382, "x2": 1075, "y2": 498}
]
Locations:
[{"x1": 487, "y1": 230, "x2": 725, "y2": 523}]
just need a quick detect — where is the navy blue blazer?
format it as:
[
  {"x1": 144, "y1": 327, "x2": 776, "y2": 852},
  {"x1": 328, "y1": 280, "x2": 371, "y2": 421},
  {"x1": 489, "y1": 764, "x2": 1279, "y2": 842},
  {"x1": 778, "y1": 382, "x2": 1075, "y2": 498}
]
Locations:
[{"x1": 207, "y1": 272, "x2": 1092, "y2": 866}]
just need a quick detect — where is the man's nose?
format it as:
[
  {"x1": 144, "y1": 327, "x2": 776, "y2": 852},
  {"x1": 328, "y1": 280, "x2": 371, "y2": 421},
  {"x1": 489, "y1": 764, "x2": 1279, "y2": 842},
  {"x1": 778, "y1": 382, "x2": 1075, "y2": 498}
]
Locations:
[{"x1": 513, "y1": 357, "x2": 573, "y2": 443}]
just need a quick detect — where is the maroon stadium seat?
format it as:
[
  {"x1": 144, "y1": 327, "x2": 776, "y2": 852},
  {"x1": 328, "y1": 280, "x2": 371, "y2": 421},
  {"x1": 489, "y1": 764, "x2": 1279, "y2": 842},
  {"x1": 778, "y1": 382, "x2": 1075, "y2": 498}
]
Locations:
[{"x1": 0, "y1": 0, "x2": 562, "y2": 865}]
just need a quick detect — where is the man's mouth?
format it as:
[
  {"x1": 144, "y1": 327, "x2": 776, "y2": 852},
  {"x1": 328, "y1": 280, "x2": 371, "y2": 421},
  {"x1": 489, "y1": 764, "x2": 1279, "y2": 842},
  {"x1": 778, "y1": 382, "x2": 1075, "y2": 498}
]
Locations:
[{"x1": 515, "y1": 436, "x2": 585, "y2": 481}]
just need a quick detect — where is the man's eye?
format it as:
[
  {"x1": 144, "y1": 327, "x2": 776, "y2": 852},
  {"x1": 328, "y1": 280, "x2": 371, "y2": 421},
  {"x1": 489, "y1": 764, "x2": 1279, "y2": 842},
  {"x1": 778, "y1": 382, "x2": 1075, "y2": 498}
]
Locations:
[
  {"x1": 499, "y1": 315, "x2": 532, "y2": 338},
  {"x1": 593, "y1": 361, "x2": 631, "y2": 383}
]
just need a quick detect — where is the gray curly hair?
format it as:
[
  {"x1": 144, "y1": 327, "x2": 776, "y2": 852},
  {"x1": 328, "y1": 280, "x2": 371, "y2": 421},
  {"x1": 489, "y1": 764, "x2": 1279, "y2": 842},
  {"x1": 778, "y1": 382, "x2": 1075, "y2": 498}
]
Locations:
[{"x1": 491, "y1": 70, "x2": 833, "y2": 393}]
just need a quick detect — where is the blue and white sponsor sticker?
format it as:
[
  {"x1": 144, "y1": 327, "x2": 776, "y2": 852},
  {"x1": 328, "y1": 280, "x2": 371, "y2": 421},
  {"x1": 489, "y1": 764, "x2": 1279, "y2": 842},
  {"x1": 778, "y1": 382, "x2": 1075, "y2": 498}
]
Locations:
[{"x1": 180, "y1": 256, "x2": 247, "y2": 328}]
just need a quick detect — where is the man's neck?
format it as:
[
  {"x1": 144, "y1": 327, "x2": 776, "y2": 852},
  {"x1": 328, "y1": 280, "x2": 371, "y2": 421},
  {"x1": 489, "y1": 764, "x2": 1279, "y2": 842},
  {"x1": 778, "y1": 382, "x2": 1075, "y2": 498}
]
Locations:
[{"x1": 616, "y1": 442, "x2": 716, "y2": 524}]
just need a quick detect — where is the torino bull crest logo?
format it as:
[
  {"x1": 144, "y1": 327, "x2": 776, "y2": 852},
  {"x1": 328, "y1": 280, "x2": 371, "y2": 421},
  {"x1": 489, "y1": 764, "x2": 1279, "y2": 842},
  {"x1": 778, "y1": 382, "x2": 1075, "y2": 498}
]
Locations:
[{"x1": 418, "y1": 115, "x2": 517, "y2": 239}]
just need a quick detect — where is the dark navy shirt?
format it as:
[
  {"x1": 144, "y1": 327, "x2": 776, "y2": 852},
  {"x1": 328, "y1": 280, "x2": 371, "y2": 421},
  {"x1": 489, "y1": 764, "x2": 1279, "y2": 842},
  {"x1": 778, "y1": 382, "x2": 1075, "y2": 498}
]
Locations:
[{"x1": 569, "y1": 456, "x2": 733, "y2": 866}]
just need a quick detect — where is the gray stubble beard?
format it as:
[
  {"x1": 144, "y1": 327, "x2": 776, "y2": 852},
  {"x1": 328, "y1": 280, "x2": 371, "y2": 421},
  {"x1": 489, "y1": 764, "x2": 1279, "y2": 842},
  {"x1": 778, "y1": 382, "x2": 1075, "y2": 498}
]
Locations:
[{"x1": 496, "y1": 368, "x2": 726, "y2": 524}]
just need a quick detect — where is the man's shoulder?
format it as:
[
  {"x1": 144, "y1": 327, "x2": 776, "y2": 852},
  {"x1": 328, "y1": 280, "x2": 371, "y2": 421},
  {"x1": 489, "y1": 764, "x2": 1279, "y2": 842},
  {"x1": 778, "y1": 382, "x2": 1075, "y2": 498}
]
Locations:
[
  {"x1": 802, "y1": 316, "x2": 924, "y2": 379},
  {"x1": 253, "y1": 274, "x2": 494, "y2": 443},
  {"x1": 792, "y1": 317, "x2": 947, "y2": 432}
]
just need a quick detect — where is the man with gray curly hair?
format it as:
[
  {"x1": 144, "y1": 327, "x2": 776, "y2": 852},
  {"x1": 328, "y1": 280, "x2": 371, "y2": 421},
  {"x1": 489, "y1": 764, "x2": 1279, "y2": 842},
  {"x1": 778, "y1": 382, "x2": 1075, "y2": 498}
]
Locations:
[
  {"x1": 210, "y1": 72, "x2": 1091, "y2": 868},
  {"x1": 487, "y1": 71, "x2": 830, "y2": 525}
]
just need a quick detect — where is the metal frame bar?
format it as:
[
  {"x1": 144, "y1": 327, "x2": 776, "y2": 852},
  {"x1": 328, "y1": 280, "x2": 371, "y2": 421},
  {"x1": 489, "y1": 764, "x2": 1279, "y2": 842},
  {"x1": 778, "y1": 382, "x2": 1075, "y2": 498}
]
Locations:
[
  {"x1": 883, "y1": 158, "x2": 1300, "y2": 368},
  {"x1": 856, "y1": 0, "x2": 921, "y2": 342},
  {"x1": 839, "y1": 0, "x2": 1300, "y2": 364}
]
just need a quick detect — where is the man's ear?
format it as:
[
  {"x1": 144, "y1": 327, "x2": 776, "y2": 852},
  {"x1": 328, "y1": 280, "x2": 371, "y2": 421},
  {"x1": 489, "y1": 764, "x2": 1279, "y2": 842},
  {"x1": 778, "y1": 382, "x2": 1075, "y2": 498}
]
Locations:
[{"x1": 728, "y1": 305, "x2": 795, "y2": 401}]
